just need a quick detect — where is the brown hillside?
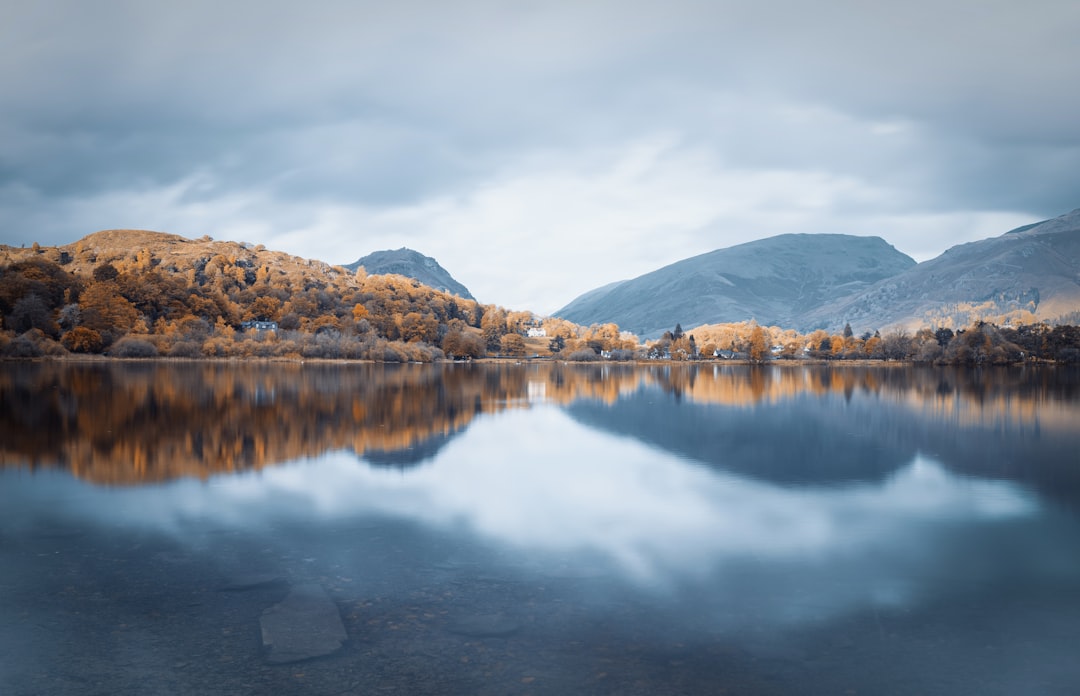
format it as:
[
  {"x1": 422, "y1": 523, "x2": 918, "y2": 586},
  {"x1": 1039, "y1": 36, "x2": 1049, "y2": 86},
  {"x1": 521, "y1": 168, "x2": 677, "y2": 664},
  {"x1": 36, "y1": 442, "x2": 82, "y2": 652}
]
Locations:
[
  {"x1": 0, "y1": 229, "x2": 587, "y2": 361},
  {"x1": 34, "y1": 228, "x2": 349, "y2": 281}
]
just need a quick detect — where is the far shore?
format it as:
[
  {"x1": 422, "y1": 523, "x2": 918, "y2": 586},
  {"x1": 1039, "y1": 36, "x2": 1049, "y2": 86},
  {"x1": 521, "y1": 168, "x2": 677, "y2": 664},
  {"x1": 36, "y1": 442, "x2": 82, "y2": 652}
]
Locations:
[{"x1": 2, "y1": 354, "x2": 1046, "y2": 367}]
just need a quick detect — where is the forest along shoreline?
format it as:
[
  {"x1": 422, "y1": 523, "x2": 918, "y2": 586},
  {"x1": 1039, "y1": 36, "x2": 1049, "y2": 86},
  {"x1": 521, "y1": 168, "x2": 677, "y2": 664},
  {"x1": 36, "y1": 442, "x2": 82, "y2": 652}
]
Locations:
[{"x1": 2, "y1": 237, "x2": 1079, "y2": 365}]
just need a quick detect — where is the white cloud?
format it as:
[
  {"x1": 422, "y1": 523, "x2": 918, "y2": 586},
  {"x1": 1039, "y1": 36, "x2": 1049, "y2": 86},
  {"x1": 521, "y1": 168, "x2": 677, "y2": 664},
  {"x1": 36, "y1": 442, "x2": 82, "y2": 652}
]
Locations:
[{"x1": 265, "y1": 135, "x2": 912, "y2": 312}]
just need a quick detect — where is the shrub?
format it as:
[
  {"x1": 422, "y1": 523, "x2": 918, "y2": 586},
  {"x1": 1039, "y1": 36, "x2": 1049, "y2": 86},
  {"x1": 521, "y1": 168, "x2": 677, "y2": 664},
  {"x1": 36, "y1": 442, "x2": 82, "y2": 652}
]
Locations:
[
  {"x1": 201, "y1": 336, "x2": 236, "y2": 357},
  {"x1": 167, "y1": 341, "x2": 201, "y2": 358},
  {"x1": 3, "y1": 334, "x2": 43, "y2": 357},
  {"x1": 61, "y1": 327, "x2": 104, "y2": 353},
  {"x1": 111, "y1": 337, "x2": 159, "y2": 358},
  {"x1": 381, "y1": 344, "x2": 405, "y2": 362}
]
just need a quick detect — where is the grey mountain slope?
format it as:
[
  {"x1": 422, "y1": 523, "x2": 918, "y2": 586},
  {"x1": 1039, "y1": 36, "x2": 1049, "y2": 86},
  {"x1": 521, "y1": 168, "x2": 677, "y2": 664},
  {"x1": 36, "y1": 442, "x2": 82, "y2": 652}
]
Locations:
[
  {"x1": 804, "y1": 208, "x2": 1080, "y2": 333},
  {"x1": 344, "y1": 248, "x2": 475, "y2": 300},
  {"x1": 554, "y1": 234, "x2": 915, "y2": 337}
]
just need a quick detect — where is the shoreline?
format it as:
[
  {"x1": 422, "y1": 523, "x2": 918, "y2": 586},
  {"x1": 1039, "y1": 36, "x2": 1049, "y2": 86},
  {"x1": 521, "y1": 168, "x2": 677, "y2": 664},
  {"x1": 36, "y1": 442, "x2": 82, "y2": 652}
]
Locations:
[{"x1": 0, "y1": 354, "x2": 1054, "y2": 367}]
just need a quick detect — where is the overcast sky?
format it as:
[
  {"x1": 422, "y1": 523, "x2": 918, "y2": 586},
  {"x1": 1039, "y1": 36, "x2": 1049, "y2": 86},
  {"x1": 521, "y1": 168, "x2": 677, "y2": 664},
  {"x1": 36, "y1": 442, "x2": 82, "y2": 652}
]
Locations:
[{"x1": 2, "y1": 1, "x2": 1078, "y2": 313}]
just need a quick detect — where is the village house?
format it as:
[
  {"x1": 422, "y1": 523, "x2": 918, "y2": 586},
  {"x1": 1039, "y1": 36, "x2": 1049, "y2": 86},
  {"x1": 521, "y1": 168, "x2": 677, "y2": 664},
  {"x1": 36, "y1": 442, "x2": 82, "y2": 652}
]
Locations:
[{"x1": 240, "y1": 320, "x2": 278, "y2": 333}]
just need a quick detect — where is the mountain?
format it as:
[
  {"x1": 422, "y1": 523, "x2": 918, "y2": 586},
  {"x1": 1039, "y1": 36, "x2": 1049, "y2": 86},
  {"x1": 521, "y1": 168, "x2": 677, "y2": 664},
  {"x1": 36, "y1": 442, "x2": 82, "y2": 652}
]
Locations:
[
  {"x1": 554, "y1": 234, "x2": 915, "y2": 338},
  {"x1": 344, "y1": 248, "x2": 474, "y2": 301},
  {"x1": 804, "y1": 209, "x2": 1080, "y2": 333}
]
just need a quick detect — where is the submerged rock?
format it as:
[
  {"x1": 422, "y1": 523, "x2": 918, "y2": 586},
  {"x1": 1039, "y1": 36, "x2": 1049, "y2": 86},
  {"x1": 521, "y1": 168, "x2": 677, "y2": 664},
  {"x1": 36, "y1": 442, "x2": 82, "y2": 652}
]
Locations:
[{"x1": 260, "y1": 583, "x2": 347, "y2": 663}]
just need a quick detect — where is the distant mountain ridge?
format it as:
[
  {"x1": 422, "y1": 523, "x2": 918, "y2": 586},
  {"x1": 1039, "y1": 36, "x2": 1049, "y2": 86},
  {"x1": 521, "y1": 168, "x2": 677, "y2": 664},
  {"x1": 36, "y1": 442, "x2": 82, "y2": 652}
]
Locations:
[
  {"x1": 8, "y1": 210, "x2": 1078, "y2": 345},
  {"x1": 554, "y1": 234, "x2": 916, "y2": 338},
  {"x1": 344, "y1": 248, "x2": 474, "y2": 301},
  {"x1": 803, "y1": 208, "x2": 1080, "y2": 332}
]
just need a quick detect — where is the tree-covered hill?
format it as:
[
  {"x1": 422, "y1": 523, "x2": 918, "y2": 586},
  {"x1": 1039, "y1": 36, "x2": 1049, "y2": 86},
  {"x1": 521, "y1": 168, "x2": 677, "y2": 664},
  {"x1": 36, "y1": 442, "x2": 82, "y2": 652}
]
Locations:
[{"x1": 0, "y1": 230, "x2": 540, "y2": 360}]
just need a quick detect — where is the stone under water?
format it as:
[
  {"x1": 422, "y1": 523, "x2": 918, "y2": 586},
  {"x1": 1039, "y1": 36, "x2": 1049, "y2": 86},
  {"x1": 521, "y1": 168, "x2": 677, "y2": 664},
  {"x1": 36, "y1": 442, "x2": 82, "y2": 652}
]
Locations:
[{"x1": 260, "y1": 583, "x2": 347, "y2": 663}]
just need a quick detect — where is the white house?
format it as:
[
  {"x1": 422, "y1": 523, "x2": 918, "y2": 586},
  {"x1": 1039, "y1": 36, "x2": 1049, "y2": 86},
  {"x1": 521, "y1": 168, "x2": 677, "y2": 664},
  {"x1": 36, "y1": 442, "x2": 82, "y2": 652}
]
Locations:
[{"x1": 241, "y1": 320, "x2": 278, "y2": 332}]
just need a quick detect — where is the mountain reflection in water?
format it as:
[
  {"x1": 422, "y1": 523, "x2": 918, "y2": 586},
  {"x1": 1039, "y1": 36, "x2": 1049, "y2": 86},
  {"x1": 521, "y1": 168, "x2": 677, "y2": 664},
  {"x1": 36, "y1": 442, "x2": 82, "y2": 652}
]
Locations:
[
  {"x1": 2, "y1": 362, "x2": 1079, "y2": 695},
  {"x1": 3, "y1": 362, "x2": 1078, "y2": 488}
]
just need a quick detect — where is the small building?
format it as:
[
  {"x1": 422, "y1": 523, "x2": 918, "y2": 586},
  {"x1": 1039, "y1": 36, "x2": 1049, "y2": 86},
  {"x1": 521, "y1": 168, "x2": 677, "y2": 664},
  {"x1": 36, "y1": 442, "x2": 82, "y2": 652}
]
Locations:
[
  {"x1": 241, "y1": 320, "x2": 278, "y2": 332},
  {"x1": 526, "y1": 327, "x2": 547, "y2": 338}
]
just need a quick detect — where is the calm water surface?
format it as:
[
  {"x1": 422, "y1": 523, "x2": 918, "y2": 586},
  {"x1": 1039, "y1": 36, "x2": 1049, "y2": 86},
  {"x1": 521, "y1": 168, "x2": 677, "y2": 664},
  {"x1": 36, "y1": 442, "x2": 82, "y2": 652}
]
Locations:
[{"x1": 2, "y1": 361, "x2": 1079, "y2": 695}]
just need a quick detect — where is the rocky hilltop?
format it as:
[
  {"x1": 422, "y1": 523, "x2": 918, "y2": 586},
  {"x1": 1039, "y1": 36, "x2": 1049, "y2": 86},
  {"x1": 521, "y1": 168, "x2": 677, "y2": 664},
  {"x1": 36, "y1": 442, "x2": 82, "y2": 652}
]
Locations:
[
  {"x1": 555, "y1": 234, "x2": 915, "y2": 338},
  {"x1": 344, "y1": 248, "x2": 474, "y2": 301}
]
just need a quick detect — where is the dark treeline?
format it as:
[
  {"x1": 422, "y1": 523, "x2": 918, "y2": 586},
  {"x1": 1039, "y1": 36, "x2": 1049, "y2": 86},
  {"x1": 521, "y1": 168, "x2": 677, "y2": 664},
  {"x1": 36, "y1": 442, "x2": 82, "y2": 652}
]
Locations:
[
  {"x1": 646, "y1": 320, "x2": 1080, "y2": 364},
  {"x1": 815, "y1": 322, "x2": 1080, "y2": 365}
]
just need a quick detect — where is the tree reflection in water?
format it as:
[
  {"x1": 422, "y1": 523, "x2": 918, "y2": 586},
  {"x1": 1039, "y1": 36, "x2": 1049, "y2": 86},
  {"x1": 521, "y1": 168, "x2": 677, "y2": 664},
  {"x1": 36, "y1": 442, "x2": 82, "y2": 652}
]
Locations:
[{"x1": 2, "y1": 362, "x2": 1080, "y2": 695}]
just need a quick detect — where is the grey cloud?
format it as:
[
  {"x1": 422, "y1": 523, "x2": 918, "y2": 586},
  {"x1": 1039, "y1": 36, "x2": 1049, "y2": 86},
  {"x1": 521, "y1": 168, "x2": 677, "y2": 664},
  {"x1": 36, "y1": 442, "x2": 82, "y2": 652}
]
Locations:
[{"x1": 2, "y1": 0, "x2": 1078, "y2": 292}]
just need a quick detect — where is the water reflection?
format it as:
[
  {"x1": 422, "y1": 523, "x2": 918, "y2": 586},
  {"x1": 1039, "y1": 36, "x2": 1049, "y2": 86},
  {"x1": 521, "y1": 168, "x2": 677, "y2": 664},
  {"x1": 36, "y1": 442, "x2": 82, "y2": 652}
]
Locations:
[
  {"x1": 3, "y1": 362, "x2": 1080, "y2": 694},
  {"x1": 3, "y1": 362, "x2": 1078, "y2": 496},
  {"x1": 3, "y1": 406, "x2": 1039, "y2": 584}
]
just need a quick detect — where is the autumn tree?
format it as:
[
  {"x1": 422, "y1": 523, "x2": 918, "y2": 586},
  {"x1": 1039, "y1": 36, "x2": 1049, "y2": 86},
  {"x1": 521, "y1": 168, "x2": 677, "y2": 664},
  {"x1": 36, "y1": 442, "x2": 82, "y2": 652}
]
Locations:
[
  {"x1": 399, "y1": 312, "x2": 438, "y2": 343},
  {"x1": 442, "y1": 329, "x2": 485, "y2": 359},
  {"x1": 246, "y1": 295, "x2": 282, "y2": 322},
  {"x1": 583, "y1": 323, "x2": 621, "y2": 352},
  {"x1": 541, "y1": 317, "x2": 578, "y2": 339},
  {"x1": 481, "y1": 306, "x2": 507, "y2": 351},
  {"x1": 505, "y1": 310, "x2": 533, "y2": 335},
  {"x1": 830, "y1": 334, "x2": 846, "y2": 357},
  {"x1": 806, "y1": 329, "x2": 829, "y2": 352},
  {"x1": 500, "y1": 333, "x2": 527, "y2": 357},
  {"x1": 78, "y1": 281, "x2": 138, "y2": 341},
  {"x1": 748, "y1": 325, "x2": 768, "y2": 362},
  {"x1": 864, "y1": 333, "x2": 883, "y2": 358},
  {"x1": 61, "y1": 326, "x2": 104, "y2": 353},
  {"x1": 670, "y1": 336, "x2": 693, "y2": 360}
]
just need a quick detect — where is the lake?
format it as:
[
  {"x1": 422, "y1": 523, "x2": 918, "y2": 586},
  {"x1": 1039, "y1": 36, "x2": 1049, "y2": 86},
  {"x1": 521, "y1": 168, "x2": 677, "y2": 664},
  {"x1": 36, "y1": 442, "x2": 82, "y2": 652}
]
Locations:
[{"x1": 2, "y1": 361, "x2": 1079, "y2": 695}]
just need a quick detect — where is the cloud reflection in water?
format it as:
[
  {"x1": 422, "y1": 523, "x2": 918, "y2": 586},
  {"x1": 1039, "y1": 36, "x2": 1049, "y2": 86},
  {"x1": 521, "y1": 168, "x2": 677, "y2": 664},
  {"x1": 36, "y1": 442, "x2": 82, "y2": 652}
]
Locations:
[{"x1": 4, "y1": 404, "x2": 1040, "y2": 635}]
